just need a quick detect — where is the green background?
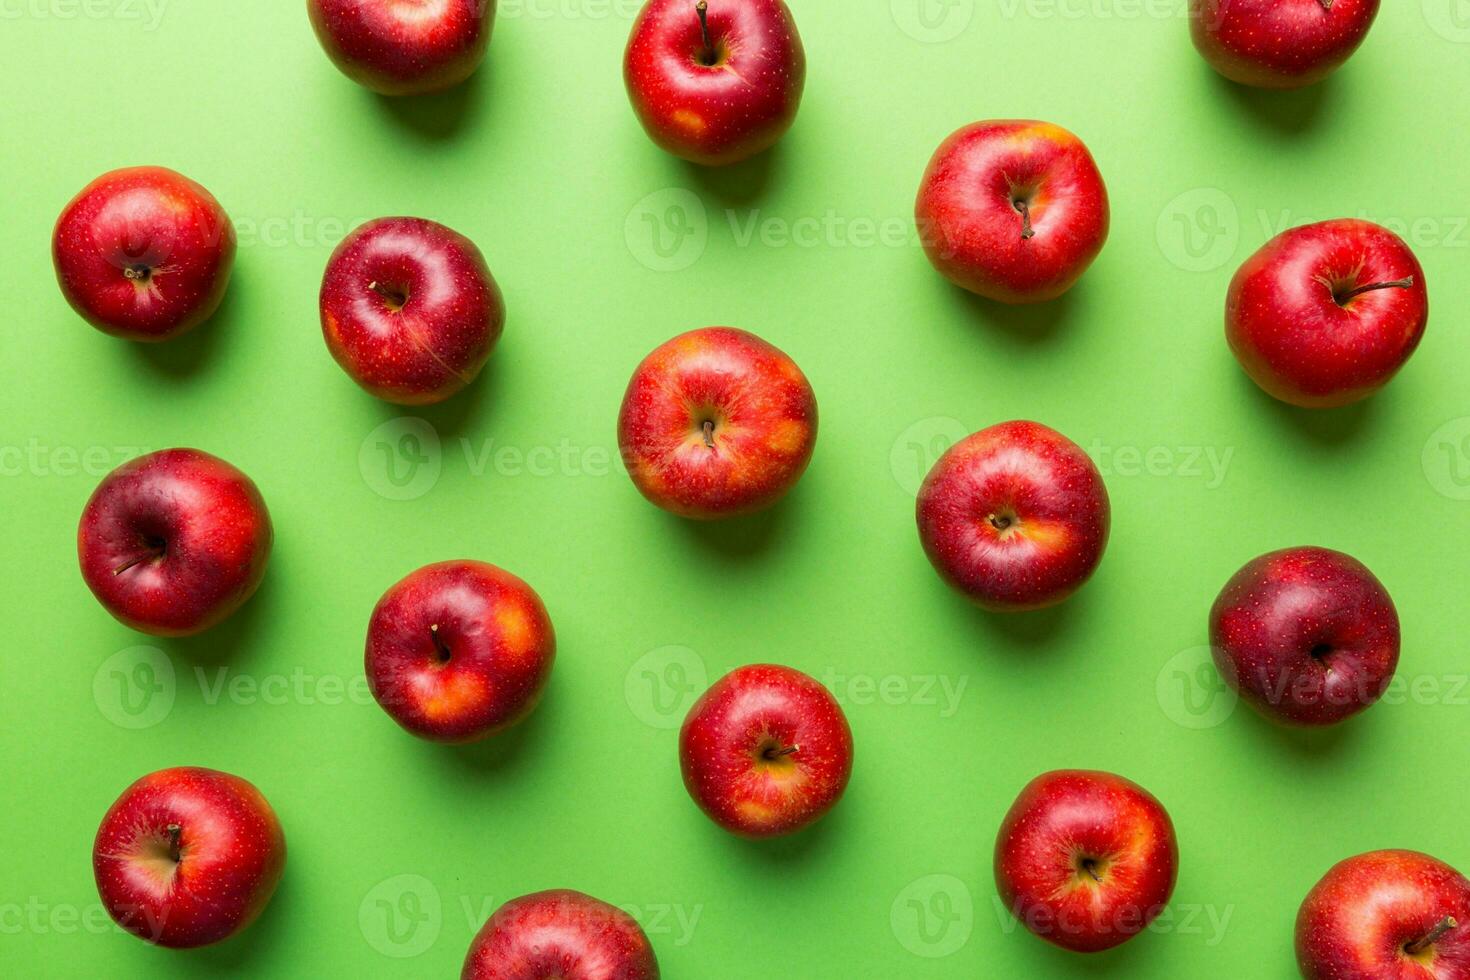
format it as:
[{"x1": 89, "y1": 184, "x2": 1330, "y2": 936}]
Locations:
[{"x1": 5, "y1": 0, "x2": 1470, "y2": 976}]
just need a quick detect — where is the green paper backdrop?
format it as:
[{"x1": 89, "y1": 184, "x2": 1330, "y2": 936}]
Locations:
[{"x1": 4, "y1": 1, "x2": 1470, "y2": 976}]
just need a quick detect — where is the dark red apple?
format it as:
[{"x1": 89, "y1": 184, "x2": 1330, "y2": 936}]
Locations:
[
  {"x1": 53, "y1": 166, "x2": 235, "y2": 341},
  {"x1": 1226, "y1": 218, "x2": 1427, "y2": 408},
  {"x1": 307, "y1": 0, "x2": 494, "y2": 97},
  {"x1": 617, "y1": 327, "x2": 817, "y2": 520},
  {"x1": 916, "y1": 420, "x2": 1109, "y2": 611},
  {"x1": 365, "y1": 559, "x2": 555, "y2": 743},
  {"x1": 461, "y1": 889, "x2": 660, "y2": 979},
  {"x1": 1210, "y1": 546, "x2": 1399, "y2": 726},
  {"x1": 321, "y1": 216, "x2": 504, "y2": 405},
  {"x1": 93, "y1": 766, "x2": 286, "y2": 948},
  {"x1": 679, "y1": 663, "x2": 852, "y2": 838},
  {"x1": 995, "y1": 769, "x2": 1178, "y2": 954},
  {"x1": 78, "y1": 449, "x2": 272, "y2": 637},
  {"x1": 1298, "y1": 850, "x2": 1470, "y2": 979},
  {"x1": 624, "y1": 0, "x2": 805, "y2": 166},
  {"x1": 1190, "y1": 0, "x2": 1380, "y2": 89},
  {"x1": 916, "y1": 120, "x2": 1109, "y2": 304}
]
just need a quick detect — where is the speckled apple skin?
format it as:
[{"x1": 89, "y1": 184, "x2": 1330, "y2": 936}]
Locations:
[
  {"x1": 1189, "y1": 0, "x2": 1379, "y2": 89},
  {"x1": 1226, "y1": 219, "x2": 1427, "y2": 408},
  {"x1": 307, "y1": 0, "x2": 494, "y2": 97},
  {"x1": 321, "y1": 216, "x2": 504, "y2": 405},
  {"x1": 624, "y1": 0, "x2": 805, "y2": 166},
  {"x1": 52, "y1": 166, "x2": 235, "y2": 341},
  {"x1": 916, "y1": 120, "x2": 1109, "y2": 304},
  {"x1": 1297, "y1": 850, "x2": 1470, "y2": 980},
  {"x1": 461, "y1": 889, "x2": 660, "y2": 980},
  {"x1": 93, "y1": 766, "x2": 285, "y2": 949},
  {"x1": 78, "y1": 449, "x2": 273, "y2": 637},
  {"x1": 617, "y1": 327, "x2": 817, "y2": 520},
  {"x1": 995, "y1": 770, "x2": 1178, "y2": 954},
  {"x1": 916, "y1": 420, "x2": 1109, "y2": 611},
  {"x1": 679, "y1": 663, "x2": 852, "y2": 839},
  {"x1": 1210, "y1": 546, "x2": 1399, "y2": 727},
  {"x1": 366, "y1": 560, "x2": 555, "y2": 744}
]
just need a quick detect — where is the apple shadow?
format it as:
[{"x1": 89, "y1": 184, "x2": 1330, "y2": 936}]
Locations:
[
  {"x1": 680, "y1": 145, "x2": 781, "y2": 207},
  {"x1": 126, "y1": 274, "x2": 239, "y2": 380},
  {"x1": 373, "y1": 69, "x2": 483, "y2": 141},
  {"x1": 943, "y1": 278, "x2": 1081, "y2": 348},
  {"x1": 1231, "y1": 708, "x2": 1361, "y2": 763},
  {"x1": 375, "y1": 349, "x2": 504, "y2": 441},
  {"x1": 436, "y1": 677, "x2": 559, "y2": 775},
  {"x1": 157, "y1": 574, "x2": 274, "y2": 668},
  {"x1": 171, "y1": 873, "x2": 292, "y2": 976},
  {"x1": 673, "y1": 494, "x2": 793, "y2": 562},
  {"x1": 1243, "y1": 372, "x2": 1377, "y2": 447},
  {"x1": 1212, "y1": 69, "x2": 1333, "y2": 135},
  {"x1": 714, "y1": 800, "x2": 845, "y2": 870}
]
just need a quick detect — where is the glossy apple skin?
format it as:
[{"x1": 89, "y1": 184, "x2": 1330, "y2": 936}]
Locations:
[
  {"x1": 679, "y1": 664, "x2": 852, "y2": 839},
  {"x1": 1210, "y1": 546, "x2": 1399, "y2": 727},
  {"x1": 618, "y1": 327, "x2": 817, "y2": 520},
  {"x1": 917, "y1": 420, "x2": 1109, "y2": 611},
  {"x1": 916, "y1": 120, "x2": 1109, "y2": 304},
  {"x1": 995, "y1": 770, "x2": 1178, "y2": 954},
  {"x1": 366, "y1": 560, "x2": 555, "y2": 743},
  {"x1": 624, "y1": 0, "x2": 805, "y2": 166},
  {"x1": 93, "y1": 767, "x2": 286, "y2": 949},
  {"x1": 1226, "y1": 219, "x2": 1427, "y2": 409},
  {"x1": 53, "y1": 166, "x2": 235, "y2": 341},
  {"x1": 1297, "y1": 850, "x2": 1470, "y2": 979},
  {"x1": 307, "y1": 0, "x2": 494, "y2": 97},
  {"x1": 462, "y1": 889, "x2": 660, "y2": 979},
  {"x1": 78, "y1": 449, "x2": 273, "y2": 637},
  {"x1": 321, "y1": 216, "x2": 504, "y2": 405},
  {"x1": 1189, "y1": 0, "x2": 1379, "y2": 89}
]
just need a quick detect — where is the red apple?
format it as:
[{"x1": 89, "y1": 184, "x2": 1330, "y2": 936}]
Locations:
[
  {"x1": 916, "y1": 420, "x2": 1109, "y2": 611},
  {"x1": 679, "y1": 663, "x2": 852, "y2": 838},
  {"x1": 1210, "y1": 546, "x2": 1399, "y2": 726},
  {"x1": 52, "y1": 166, "x2": 235, "y2": 341},
  {"x1": 93, "y1": 766, "x2": 286, "y2": 949},
  {"x1": 624, "y1": 0, "x2": 805, "y2": 166},
  {"x1": 617, "y1": 327, "x2": 817, "y2": 520},
  {"x1": 321, "y1": 216, "x2": 504, "y2": 405},
  {"x1": 307, "y1": 0, "x2": 494, "y2": 97},
  {"x1": 78, "y1": 449, "x2": 272, "y2": 637},
  {"x1": 1226, "y1": 219, "x2": 1427, "y2": 408},
  {"x1": 461, "y1": 889, "x2": 660, "y2": 979},
  {"x1": 365, "y1": 560, "x2": 555, "y2": 743},
  {"x1": 995, "y1": 770, "x2": 1178, "y2": 954},
  {"x1": 915, "y1": 120, "x2": 1109, "y2": 304},
  {"x1": 1189, "y1": 0, "x2": 1380, "y2": 89},
  {"x1": 1298, "y1": 850, "x2": 1470, "y2": 979}
]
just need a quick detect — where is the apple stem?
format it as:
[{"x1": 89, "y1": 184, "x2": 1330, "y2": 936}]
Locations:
[
  {"x1": 1080, "y1": 858, "x2": 1101, "y2": 882},
  {"x1": 702, "y1": 420, "x2": 716, "y2": 449},
  {"x1": 764, "y1": 744, "x2": 798, "y2": 760},
  {"x1": 368, "y1": 280, "x2": 408, "y2": 309},
  {"x1": 696, "y1": 1, "x2": 713, "y2": 62},
  {"x1": 1014, "y1": 200, "x2": 1035, "y2": 240},
  {"x1": 1406, "y1": 916, "x2": 1458, "y2": 955},
  {"x1": 1335, "y1": 276, "x2": 1415, "y2": 304},
  {"x1": 166, "y1": 823, "x2": 182, "y2": 863},
  {"x1": 1319, "y1": 0, "x2": 1332, "y2": 9},
  {"x1": 113, "y1": 543, "x2": 165, "y2": 576},
  {"x1": 429, "y1": 624, "x2": 452, "y2": 664}
]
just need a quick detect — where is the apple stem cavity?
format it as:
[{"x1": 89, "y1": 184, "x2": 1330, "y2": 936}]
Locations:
[
  {"x1": 368, "y1": 280, "x2": 409, "y2": 311},
  {"x1": 695, "y1": 1, "x2": 716, "y2": 65},
  {"x1": 122, "y1": 265, "x2": 152, "y2": 284},
  {"x1": 112, "y1": 541, "x2": 165, "y2": 576},
  {"x1": 1079, "y1": 857, "x2": 1102, "y2": 882},
  {"x1": 1406, "y1": 916, "x2": 1458, "y2": 956},
  {"x1": 429, "y1": 624, "x2": 452, "y2": 664},
  {"x1": 702, "y1": 420, "x2": 716, "y2": 449},
  {"x1": 1014, "y1": 200, "x2": 1035, "y2": 240},
  {"x1": 1319, "y1": 0, "x2": 1332, "y2": 9},
  {"x1": 1333, "y1": 276, "x2": 1415, "y2": 306},
  {"x1": 763, "y1": 743, "x2": 798, "y2": 761},
  {"x1": 165, "y1": 823, "x2": 182, "y2": 863}
]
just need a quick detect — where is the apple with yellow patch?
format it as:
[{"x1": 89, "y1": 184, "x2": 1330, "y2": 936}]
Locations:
[
  {"x1": 365, "y1": 560, "x2": 555, "y2": 743},
  {"x1": 679, "y1": 664, "x2": 852, "y2": 838},
  {"x1": 617, "y1": 326, "x2": 817, "y2": 520}
]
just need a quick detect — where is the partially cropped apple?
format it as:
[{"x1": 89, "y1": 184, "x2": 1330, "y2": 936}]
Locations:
[
  {"x1": 680, "y1": 664, "x2": 852, "y2": 838},
  {"x1": 462, "y1": 889, "x2": 660, "y2": 979},
  {"x1": 995, "y1": 770, "x2": 1178, "y2": 953},
  {"x1": 1190, "y1": 0, "x2": 1380, "y2": 89},
  {"x1": 78, "y1": 449, "x2": 273, "y2": 637},
  {"x1": 366, "y1": 560, "x2": 555, "y2": 743},
  {"x1": 93, "y1": 767, "x2": 286, "y2": 948},
  {"x1": 307, "y1": 0, "x2": 495, "y2": 96}
]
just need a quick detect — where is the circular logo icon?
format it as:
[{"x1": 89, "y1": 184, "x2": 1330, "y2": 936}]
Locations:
[
  {"x1": 891, "y1": 874, "x2": 973, "y2": 958},
  {"x1": 93, "y1": 646, "x2": 175, "y2": 730},
  {"x1": 625, "y1": 646, "x2": 708, "y2": 730},
  {"x1": 890, "y1": 417, "x2": 969, "y2": 497},
  {"x1": 359, "y1": 418, "x2": 442, "y2": 501},
  {"x1": 624, "y1": 188, "x2": 708, "y2": 272},
  {"x1": 891, "y1": 0, "x2": 974, "y2": 43},
  {"x1": 359, "y1": 874, "x2": 441, "y2": 958},
  {"x1": 1156, "y1": 188, "x2": 1239, "y2": 272},
  {"x1": 1424, "y1": 0, "x2": 1470, "y2": 43},
  {"x1": 1423, "y1": 417, "x2": 1470, "y2": 501},
  {"x1": 1156, "y1": 646, "x2": 1237, "y2": 730}
]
